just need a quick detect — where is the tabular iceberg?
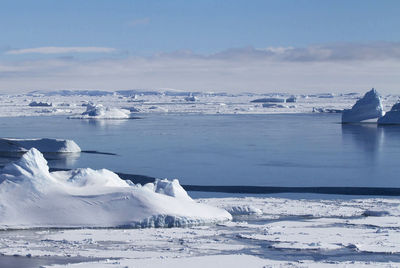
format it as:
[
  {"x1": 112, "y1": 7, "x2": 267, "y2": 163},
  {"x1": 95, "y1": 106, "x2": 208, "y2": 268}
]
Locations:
[
  {"x1": 341, "y1": 88, "x2": 384, "y2": 123},
  {"x1": 0, "y1": 138, "x2": 81, "y2": 153},
  {"x1": 378, "y1": 102, "x2": 400, "y2": 125},
  {"x1": 0, "y1": 148, "x2": 231, "y2": 228}
]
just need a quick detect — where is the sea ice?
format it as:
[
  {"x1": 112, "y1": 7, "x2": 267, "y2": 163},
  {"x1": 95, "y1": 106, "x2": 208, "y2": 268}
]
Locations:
[
  {"x1": 378, "y1": 102, "x2": 400, "y2": 125},
  {"x1": 0, "y1": 149, "x2": 231, "y2": 228},
  {"x1": 342, "y1": 88, "x2": 384, "y2": 123},
  {"x1": 0, "y1": 138, "x2": 81, "y2": 153}
]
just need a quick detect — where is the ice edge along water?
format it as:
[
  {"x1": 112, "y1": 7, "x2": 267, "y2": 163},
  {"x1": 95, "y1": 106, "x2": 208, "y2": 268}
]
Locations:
[{"x1": 0, "y1": 148, "x2": 231, "y2": 229}]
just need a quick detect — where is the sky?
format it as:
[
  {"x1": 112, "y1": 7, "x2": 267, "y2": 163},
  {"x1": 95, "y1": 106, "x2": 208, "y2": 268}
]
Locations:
[{"x1": 0, "y1": 0, "x2": 399, "y2": 94}]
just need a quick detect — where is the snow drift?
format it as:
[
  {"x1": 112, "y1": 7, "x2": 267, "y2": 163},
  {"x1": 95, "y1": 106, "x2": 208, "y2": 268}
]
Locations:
[
  {"x1": 342, "y1": 89, "x2": 384, "y2": 123},
  {"x1": 378, "y1": 102, "x2": 400, "y2": 125},
  {"x1": 0, "y1": 149, "x2": 231, "y2": 228},
  {"x1": 70, "y1": 103, "x2": 131, "y2": 119},
  {"x1": 0, "y1": 138, "x2": 81, "y2": 153}
]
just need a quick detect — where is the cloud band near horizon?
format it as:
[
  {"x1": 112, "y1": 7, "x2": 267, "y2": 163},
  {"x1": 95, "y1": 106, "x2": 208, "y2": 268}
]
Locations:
[{"x1": 5, "y1": 46, "x2": 117, "y2": 55}]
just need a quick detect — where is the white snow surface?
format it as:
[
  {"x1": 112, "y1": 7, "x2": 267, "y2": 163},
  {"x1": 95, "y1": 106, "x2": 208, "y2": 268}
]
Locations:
[
  {"x1": 342, "y1": 88, "x2": 384, "y2": 123},
  {"x1": 0, "y1": 138, "x2": 81, "y2": 153},
  {"x1": 0, "y1": 149, "x2": 231, "y2": 228},
  {"x1": 1, "y1": 196, "x2": 400, "y2": 267}
]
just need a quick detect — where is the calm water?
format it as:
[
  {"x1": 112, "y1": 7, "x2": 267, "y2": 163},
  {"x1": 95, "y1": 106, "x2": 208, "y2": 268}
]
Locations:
[{"x1": 1, "y1": 114, "x2": 400, "y2": 187}]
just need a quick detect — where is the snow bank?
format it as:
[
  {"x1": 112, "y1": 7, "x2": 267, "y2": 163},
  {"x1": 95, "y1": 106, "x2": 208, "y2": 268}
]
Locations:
[
  {"x1": 0, "y1": 138, "x2": 81, "y2": 153},
  {"x1": 378, "y1": 102, "x2": 400, "y2": 125},
  {"x1": 0, "y1": 149, "x2": 231, "y2": 228},
  {"x1": 70, "y1": 103, "x2": 131, "y2": 119},
  {"x1": 342, "y1": 89, "x2": 384, "y2": 123}
]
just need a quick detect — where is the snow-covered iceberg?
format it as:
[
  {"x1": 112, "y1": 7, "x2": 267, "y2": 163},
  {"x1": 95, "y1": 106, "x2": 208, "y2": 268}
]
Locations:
[
  {"x1": 70, "y1": 103, "x2": 131, "y2": 119},
  {"x1": 378, "y1": 102, "x2": 400, "y2": 125},
  {"x1": 0, "y1": 149, "x2": 231, "y2": 228},
  {"x1": 0, "y1": 138, "x2": 81, "y2": 153},
  {"x1": 342, "y1": 89, "x2": 384, "y2": 123}
]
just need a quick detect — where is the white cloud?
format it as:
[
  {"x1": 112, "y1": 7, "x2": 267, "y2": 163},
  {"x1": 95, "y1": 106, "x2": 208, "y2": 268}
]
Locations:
[
  {"x1": 5, "y1": 46, "x2": 117, "y2": 55},
  {"x1": 1, "y1": 42, "x2": 400, "y2": 94}
]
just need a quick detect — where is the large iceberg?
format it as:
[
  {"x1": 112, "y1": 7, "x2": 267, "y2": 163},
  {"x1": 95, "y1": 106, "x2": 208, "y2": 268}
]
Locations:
[
  {"x1": 0, "y1": 138, "x2": 81, "y2": 153},
  {"x1": 70, "y1": 103, "x2": 131, "y2": 119},
  {"x1": 378, "y1": 102, "x2": 400, "y2": 125},
  {"x1": 0, "y1": 149, "x2": 231, "y2": 228},
  {"x1": 341, "y1": 89, "x2": 384, "y2": 123}
]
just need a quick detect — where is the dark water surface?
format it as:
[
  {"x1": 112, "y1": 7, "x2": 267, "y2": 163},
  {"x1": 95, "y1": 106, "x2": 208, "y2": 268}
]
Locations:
[{"x1": 1, "y1": 114, "x2": 400, "y2": 187}]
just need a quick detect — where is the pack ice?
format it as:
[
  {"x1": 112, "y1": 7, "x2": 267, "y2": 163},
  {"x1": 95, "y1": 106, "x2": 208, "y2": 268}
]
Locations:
[
  {"x1": 0, "y1": 138, "x2": 81, "y2": 153},
  {"x1": 378, "y1": 102, "x2": 400, "y2": 125},
  {"x1": 0, "y1": 149, "x2": 231, "y2": 228},
  {"x1": 341, "y1": 88, "x2": 384, "y2": 123}
]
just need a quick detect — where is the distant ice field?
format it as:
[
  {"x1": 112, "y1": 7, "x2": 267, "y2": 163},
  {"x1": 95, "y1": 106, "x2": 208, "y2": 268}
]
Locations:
[{"x1": 0, "y1": 113, "x2": 400, "y2": 189}]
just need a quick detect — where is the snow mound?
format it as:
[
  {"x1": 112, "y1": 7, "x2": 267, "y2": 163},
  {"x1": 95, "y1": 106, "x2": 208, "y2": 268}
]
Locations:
[
  {"x1": 342, "y1": 89, "x2": 384, "y2": 123},
  {"x1": 0, "y1": 138, "x2": 81, "y2": 153},
  {"x1": 0, "y1": 149, "x2": 231, "y2": 228},
  {"x1": 378, "y1": 102, "x2": 400, "y2": 125},
  {"x1": 71, "y1": 103, "x2": 131, "y2": 119}
]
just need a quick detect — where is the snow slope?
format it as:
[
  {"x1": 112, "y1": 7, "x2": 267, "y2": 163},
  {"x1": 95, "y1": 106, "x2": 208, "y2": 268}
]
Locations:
[
  {"x1": 0, "y1": 149, "x2": 231, "y2": 228},
  {"x1": 342, "y1": 89, "x2": 384, "y2": 123},
  {"x1": 0, "y1": 138, "x2": 81, "y2": 153}
]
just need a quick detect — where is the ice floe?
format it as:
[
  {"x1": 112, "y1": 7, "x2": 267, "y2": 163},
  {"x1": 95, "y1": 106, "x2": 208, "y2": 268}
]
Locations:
[
  {"x1": 0, "y1": 138, "x2": 81, "y2": 153},
  {"x1": 342, "y1": 88, "x2": 384, "y2": 123},
  {"x1": 69, "y1": 103, "x2": 131, "y2": 119},
  {"x1": 0, "y1": 148, "x2": 231, "y2": 228}
]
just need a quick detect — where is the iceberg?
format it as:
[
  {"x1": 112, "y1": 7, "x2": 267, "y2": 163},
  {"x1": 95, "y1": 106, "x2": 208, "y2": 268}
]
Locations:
[
  {"x1": 0, "y1": 149, "x2": 231, "y2": 228},
  {"x1": 71, "y1": 103, "x2": 131, "y2": 119},
  {"x1": 341, "y1": 89, "x2": 384, "y2": 123},
  {"x1": 378, "y1": 102, "x2": 400, "y2": 125},
  {"x1": 0, "y1": 138, "x2": 81, "y2": 153},
  {"x1": 28, "y1": 101, "x2": 52, "y2": 107},
  {"x1": 251, "y1": 97, "x2": 286, "y2": 103}
]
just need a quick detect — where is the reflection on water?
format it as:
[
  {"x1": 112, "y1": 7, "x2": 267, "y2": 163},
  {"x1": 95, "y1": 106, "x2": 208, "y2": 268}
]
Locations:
[
  {"x1": 342, "y1": 124, "x2": 400, "y2": 164},
  {"x1": 77, "y1": 118, "x2": 129, "y2": 128},
  {"x1": 0, "y1": 152, "x2": 80, "y2": 168},
  {"x1": 341, "y1": 124, "x2": 384, "y2": 154}
]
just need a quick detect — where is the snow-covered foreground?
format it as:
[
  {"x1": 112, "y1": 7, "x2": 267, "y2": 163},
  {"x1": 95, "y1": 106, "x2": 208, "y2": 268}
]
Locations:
[
  {"x1": 1, "y1": 196, "x2": 400, "y2": 267},
  {"x1": 0, "y1": 90, "x2": 398, "y2": 117}
]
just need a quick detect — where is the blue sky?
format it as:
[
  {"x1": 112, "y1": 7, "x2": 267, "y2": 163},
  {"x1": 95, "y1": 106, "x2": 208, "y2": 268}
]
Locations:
[{"x1": 0, "y1": 0, "x2": 399, "y2": 93}]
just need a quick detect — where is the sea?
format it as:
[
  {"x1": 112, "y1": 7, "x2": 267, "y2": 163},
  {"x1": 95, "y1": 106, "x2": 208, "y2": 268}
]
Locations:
[{"x1": 1, "y1": 113, "x2": 399, "y2": 191}]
